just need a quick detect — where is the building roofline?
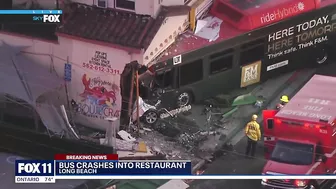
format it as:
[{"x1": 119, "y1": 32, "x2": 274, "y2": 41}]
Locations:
[{"x1": 56, "y1": 32, "x2": 142, "y2": 53}]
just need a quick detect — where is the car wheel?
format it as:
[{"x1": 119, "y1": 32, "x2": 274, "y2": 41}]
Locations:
[
  {"x1": 316, "y1": 48, "x2": 328, "y2": 64},
  {"x1": 143, "y1": 109, "x2": 159, "y2": 125},
  {"x1": 177, "y1": 91, "x2": 192, "y2": 107}
]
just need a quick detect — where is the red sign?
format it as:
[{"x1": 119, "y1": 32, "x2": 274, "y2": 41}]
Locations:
[
  {"x1": 54, "y1": 154, "x2": 118, "y2": 160},
  {"x1": 251, "y1": 0, "x2": 319, "y2": 29},
  {"x1": 210, "y1": 0, "x2": 319, "y2": 30}
]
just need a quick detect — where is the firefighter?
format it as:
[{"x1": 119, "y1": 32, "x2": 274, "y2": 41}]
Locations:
[
  {"x1": 276, "y1": 95, "x2": 289, "y2": 110},
  {"x1": 245, "y1": 114, "x2": 261, "y2": 158}
]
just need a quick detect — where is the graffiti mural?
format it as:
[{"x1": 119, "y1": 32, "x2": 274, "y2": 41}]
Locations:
[{"x1": 72, "y1": 74, "x2": 120, "y2": 119}]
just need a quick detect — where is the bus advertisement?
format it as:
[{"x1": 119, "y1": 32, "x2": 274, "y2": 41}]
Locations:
[{"x1": 146, "y1": 2, "x2": 336, "y2": 109}]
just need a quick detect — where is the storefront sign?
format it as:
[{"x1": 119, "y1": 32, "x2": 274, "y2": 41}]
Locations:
[
  {"x1": 240, "y1": 61, "x2": 261, "y2": 87},
  {"x1": 72, "y1": 74, "x2": 120, "y2": 119},
  {"x1": 266, "y1": 14, "x2": 336, "y2": 59},
  {"x1": 64, "y1": 63, "x2": 72, "y2": 81},
  {"x1": 82, "y1": 50, "x2": 120, "y2": 74}
]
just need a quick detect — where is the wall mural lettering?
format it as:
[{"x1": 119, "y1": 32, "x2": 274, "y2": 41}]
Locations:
[
  {"x1": 72, "y1": 74, "x2": 120, "y2": 119},
  {"x1": 82, "y1": 50, "x2": 121, "y2": 74},
  {"x1": 266, "y1": 15, "x2": 336, "y2": 59}
]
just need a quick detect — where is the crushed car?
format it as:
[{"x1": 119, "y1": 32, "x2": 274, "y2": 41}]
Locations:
[{"x1": 131, "y1": 97, "x2": 191, "y2": 125}]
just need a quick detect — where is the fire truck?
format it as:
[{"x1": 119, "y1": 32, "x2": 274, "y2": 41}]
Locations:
[{"x1": 261, "y1": 74, "x2": 336, "y2": 189}]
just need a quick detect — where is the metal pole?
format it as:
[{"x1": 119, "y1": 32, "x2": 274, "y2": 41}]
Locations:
[
  {"x1": 105, "y1": 117, "x2": 118, "y2": 153},
  {"x1": 128, "y1": 69, "x2": 135, "y2": 118},
  {"x1": 106, "y1": 120, "x2": 112, "y2": 146},
  {"x1": 112, "y1": 120, "x2": 116, "y2": 152},
  {"x1": 65, "y1": 57, "x2": 71, "y2": 110},
  {"x1": 136, "y1": 70, "x2": 140, "y2": 130}
]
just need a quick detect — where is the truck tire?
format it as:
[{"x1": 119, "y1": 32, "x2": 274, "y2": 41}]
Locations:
[{"x1": 176, "y1": 91, "x2": 193, "y2": 108}]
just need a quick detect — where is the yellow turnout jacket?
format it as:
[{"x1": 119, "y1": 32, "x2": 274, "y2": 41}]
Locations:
[{"x1": 245, "y1": 120, "x2": 261, "y2": 141}]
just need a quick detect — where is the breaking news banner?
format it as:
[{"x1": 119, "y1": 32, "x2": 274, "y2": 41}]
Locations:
[
  {"x1": 15, "y1": 154, "x2": 192, "y2": 183},
  {"x1": 0, "y1": 10, "x2": 62, "y2": 24},
  {"x1": 14, "y1": 154, "x2": 336, "y2": 183}
]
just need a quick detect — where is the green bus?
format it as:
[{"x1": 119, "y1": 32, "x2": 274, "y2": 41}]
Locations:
[{"x1": 148, "y1": 3, "x2": 336, "y2": 108}]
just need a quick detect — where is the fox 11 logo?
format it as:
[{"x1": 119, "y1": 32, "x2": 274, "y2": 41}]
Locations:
[
  {"x1": 32, "y1": 15, "x2": 61, "y2": 23},
  {"x1": 15, "y1": 160, "x2": 54, "y2": 176}
]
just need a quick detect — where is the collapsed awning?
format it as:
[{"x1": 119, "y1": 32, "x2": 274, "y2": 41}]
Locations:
[
  {"x1": 0, "y1": 41, "x2": 67, "y2": 134},
  {"x1": 0, "y1": 41, "x2": 63, "y2": 105}
]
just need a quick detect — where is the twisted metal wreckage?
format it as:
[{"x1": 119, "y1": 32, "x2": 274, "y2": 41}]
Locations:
[
  {"x1": 120, "y1": 60, "x2": 192, "y2": 128},
  {"x1": 0, "y1": 41, "x2": 116, "y2": 159}
]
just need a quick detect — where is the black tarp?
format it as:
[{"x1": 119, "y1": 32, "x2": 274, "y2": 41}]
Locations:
[{"x1": 0, "y1": 122, "x2": 113, "y2": 159}]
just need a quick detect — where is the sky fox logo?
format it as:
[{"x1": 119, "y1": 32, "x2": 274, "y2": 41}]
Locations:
[
  {"x1": 33, "y1": 15, "x2": 61, "y2": 23},
  {"x1": 43, "y1": 15, "x2": 60, "y2": 23}
]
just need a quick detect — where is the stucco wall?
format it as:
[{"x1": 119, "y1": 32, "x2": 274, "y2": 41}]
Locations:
[
  {"x1": 160, "y1": 0, "x2": 185, "y2": 6},
  {"x1": 0, "y1": 32, "x2": 140, "y2": 131},
  {"x1": 69, "y1": 40, "x2": 131, "y2": 130}
]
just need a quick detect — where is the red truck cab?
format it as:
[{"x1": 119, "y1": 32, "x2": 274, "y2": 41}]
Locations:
[{"x1": 261, "y1": 75, "x2": 336, "y2": 189}]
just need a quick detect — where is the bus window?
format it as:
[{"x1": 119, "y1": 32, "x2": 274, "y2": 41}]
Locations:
[
  {"x1": 155, "y1": 69, "x2": 173, "y2": 88},
  {"x1": 210, "y1": 55, "x2": 233, "y2": 75},
  {"x1": 240, "y1": 39, "x2": 265, "y2": 65},
  {"x1": 210, "y1": 48, "x2": 234, "y2": 59},
  {"x1": 180, "y1": 59, "x2": 203, "y2": 86}
]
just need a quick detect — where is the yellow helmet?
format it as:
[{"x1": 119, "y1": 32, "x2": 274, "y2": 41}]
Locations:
[
  {"x1": 252, "y1": 114, "x2": 258, "y2": 121},
  {"x1": 280, "y1": 95, "x2": 289, "y2": 103}
]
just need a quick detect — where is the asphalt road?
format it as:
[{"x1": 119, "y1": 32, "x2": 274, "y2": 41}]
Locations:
[
  {"x1": 190, "y1": 137, "x2": 336, "y2": 189},
  {"x1": 190, "y1": 63, "x2": 336, "y2": 189},
  {"x1": 189, "y1": 136, "x2": 265, "y2": 189},
  {"x1": 0, "y1": 152, "x2": 85, "y2": 189}
]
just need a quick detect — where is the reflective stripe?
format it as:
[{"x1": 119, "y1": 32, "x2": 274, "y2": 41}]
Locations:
[
  {"x1": 331, "y1": 182, "x2": 336, "y2": 189},
  {"x1": 306, "y1": 162, "x2": 321, "y2": 175},
  {"x1": 316, "y1": 179, "x2": 325, "y2": 185},
  {"x1": 306, "y1": 148, "x2": 336, "y2": 174},
  {"x1": 325, "y1": 148, "x2": 336, "y2": 158},
  {"x1": 264, "y1": 137, "x2": 275, "y2": 141}
]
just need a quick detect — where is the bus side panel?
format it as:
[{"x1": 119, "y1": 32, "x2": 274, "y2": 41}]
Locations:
[{"x1": 262, "y1": 4, "x2": 336, "y2": 81}]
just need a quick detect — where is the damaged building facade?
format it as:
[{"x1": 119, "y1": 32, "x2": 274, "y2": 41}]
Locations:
[{"x1": 0, "y1": 0, "x2": 210, "y2": 132}]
